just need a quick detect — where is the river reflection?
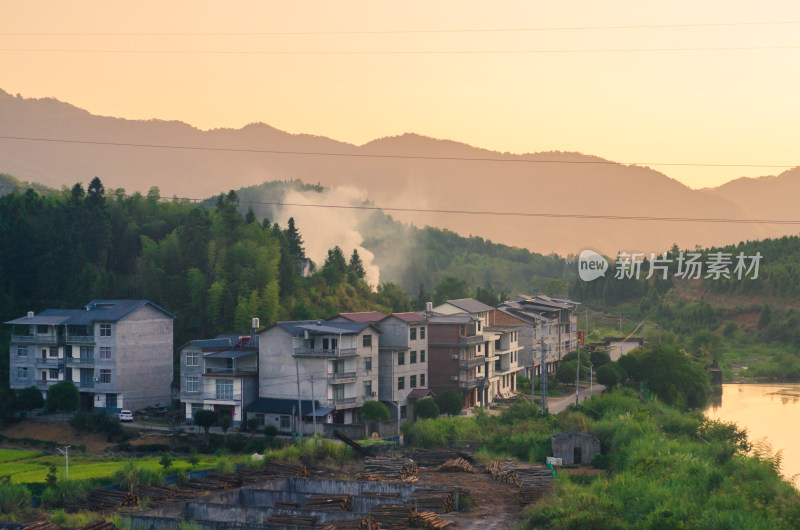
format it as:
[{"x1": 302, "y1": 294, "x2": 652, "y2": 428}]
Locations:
[{"x1": 705, "y1": 384, "x2": 800, "y2": 484}]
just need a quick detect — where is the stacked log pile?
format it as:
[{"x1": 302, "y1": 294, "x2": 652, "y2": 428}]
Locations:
[
  {"x1": 266, "y1": 513, "x2": 317, "y2": 527},
  {"x1": 488, "y1": 461, "x2": 554, "y2": 505},
  {"x1": 437, "y1": 457, "x2": 477, "y2": 473},
  {"x1": 411, "y1": 511, "x2": 455, "y2": 529},
  {"x1": 369, "y1": 503, "x2": 414, "y2": 529},
  {"x1": 183, "y1": 476, "x2": 233, "y2": 490},
  {"x1": 260, "y1": 460, "x2": 310, "y2": 478},
  {"x1": 363, "y1": 457, "x2": 418, "y2": 481},
  {"x1": 411, "y1": 491, "x2": 455, "y2": 514},
  {"x1": 23, "y1": 523, "x2": 62, "y2": 530},
  {"x1": 87, "y1": 489, "x2": 139, "y2": 510},
  {"x1": 77, "y1": 522, "x2": 117, "y2": 530},
  {"x1": 319, "y1": 517, "x2": 381, "y2": 530},
  {"x1": 411, "y1": 449, "x2": 474, "y2": 468},
  {"x1": 304, "y1": 493, "x2": 354, "y2": 511},
  {"x1": 133, "y1": 485, "x2": 175, "y2": 508},
  {"x1": 274, "y1": 500, "x2": 299, "y2": 509}
]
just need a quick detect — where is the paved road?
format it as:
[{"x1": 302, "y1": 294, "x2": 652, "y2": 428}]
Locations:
[{"x1": 546, "y1": 384, "x2": 605, "y2": 414}]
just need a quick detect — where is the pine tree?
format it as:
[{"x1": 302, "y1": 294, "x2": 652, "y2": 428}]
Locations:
[{"x1": 349, "y1": 249, "x2": 366, "y2": 279}]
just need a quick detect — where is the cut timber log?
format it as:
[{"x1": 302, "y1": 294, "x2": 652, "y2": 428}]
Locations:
[
  {"x1": 438, "y1": 457, "x2": 477, "y2": 473},
  {"x1": 411, "y1": 491, "x2": 455, "y2": 514},
  {"x1": 411, "y1": 510, "x2": 456, "y2": 529},
  {"x1": 304, "y1": 493, "x2": 354, "y2": 511},
  {"x1": 370, "y1": 503, "x2": 415, "y2": 529}
]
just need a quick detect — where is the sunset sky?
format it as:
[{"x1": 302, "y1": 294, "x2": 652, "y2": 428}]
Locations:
[{"x1": 3, "y1": 1, "x2": 800, "y2": 189}]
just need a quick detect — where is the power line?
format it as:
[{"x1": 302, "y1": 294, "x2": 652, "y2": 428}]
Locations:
[
  {"x1": 0, "y1": 135, "x2": 796, "y2": 169},
  {"x1": 3, "y1": 45, "x2": 800, "y2": 55},
  {"x1": 4, "y1": 20, "x2": 800, "y2": 36}
]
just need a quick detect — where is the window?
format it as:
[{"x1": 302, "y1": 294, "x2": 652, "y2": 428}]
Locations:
[
  {"x1": 410, "y1": 375, "x2": 417, "y2": 388},
  {"x1": 99, "y1": 347, "x2": 111, "y2": 360},
  {"x1": 420, "y1": 350, "x2": 426, "y2": 362},
  {"x1": 280, "y1": 416, "x2": 291, "y2": 430},
  {"x1": 191, "y1": 403, "x2": 204, "y2": 417},
  {"x1": 216, "y1": 380, "x2": 234, "y2": 400},
  {"x1": 410, "y1": 327, "x2": 417, "y2": 340},
  {"x1": 186, "y1": 351, "x2": 198, "y2": 366},
  {"x1": 420, "y1": 327, "x2": 425, "y2": 339},
  {"x1": 99, "y1": 369, "x2": 111, "y2": 384},
  {"x1": 99, "y1": 324, "x2": 112, "y2": 337},
  {"x1": 363, "y1": 357, "x2": 372, "y2": 371},
  {"x1": 478, "y1": 344, "x2": 482, "y2": 353},
  {"x1": 80, "y1": 346, "x2": 93, "y2": 361},
  {"x1": 322, "y1": 338, "x2": 330, "y2": 350},
  {"x1": 362, "y1": 334, "x2": 372, "y2": 347},
  {"x1": 420, "y1": 373, "x2": 425, "y2": 387},
  {"x1": 17, "y1": 346, "x2": 28, "y2": 357},
  {"x1": 398, "y1": 352, "x2": 405, "y2": 365},
  {"x1": 48, "y1": 347, "x2": 58, "y2": 358},
  {"x1": 410, "y1": 351, "x2": 417, "y2": 364},
  {"x1": 397, "y1": 376, "x2": 405, "y2": 390},
  {"x1": 37, "y1": 325, "x2": 49, "y2": 334},
  {"x1": 186, "y1": 376, "x2": 199, "y2": 392},
  {"x1": 255, "y1": 413, "x2": 265, "y2": 427},
  {"x1": 400, "y1": 406, "x2": 407, "y2": 419},
  {"x1": 17, "y1": 367, "x2": 28, "y2": 379},
  {"x1": 48, "y1": 369, "x2": 58, "y2": 380},
  {"x1": 363, "y1": 380, "x2": 373, "y2": 397}
]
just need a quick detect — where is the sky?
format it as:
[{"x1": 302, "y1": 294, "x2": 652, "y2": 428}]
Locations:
[{"x1": 2, "y1": 1, "x2": 800, "y2": 189}]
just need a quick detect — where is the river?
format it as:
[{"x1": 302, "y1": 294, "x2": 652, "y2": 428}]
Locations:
[{"x1": 705, "y1": 383, "x2": 800, "y2": 484}]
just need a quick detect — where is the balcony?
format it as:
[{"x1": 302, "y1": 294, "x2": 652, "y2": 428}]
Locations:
[
  {"x1": 203, "y1": 368, "x2": 257, "y2": 377},
  {"x1": 204, "y1": 391, "x2": 243, "y2": 403},
  {"x1": 330, "y1": 371, "x2": 357, "y2": 382},
  {"x1": 35, "y1": 380, "x2": 55, "y2": 389},
  {"x1": 12, "y1": 334, "x2": 58, "y2": 345},
  {"x1": 293, "y1": 347, "x2": 358, "y2": 358},
  {"x1": 67, "y1": 357, "x2": 95, "y2": 366},
  {"x1": 35, "y1": 357, "x2": 64, "y2": 366},
  {"x1": 78, "y1": 380, "x2": 95, "y2": 390},
  {"x1": 458, "y1": 378, "x2": 483, "y2": 390},
  {"x1": 65, "y1": 335, "x2": 95, "y2": 344},
  {"x1": 328, "y1": 396, "x2": 363, "y2": 408},
  {"x1": 459, "y1": 356, "x2": 485, "y2": 369},
  {"x1": 458, "y1": 335, "x2": 484, "y2": 346}
]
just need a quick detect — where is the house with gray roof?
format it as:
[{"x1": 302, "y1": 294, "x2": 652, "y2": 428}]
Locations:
[
  {"x1": 178, "y1": 334, "x2": 258, "y2": 424},
  {"x1": 6, "y1": 300, "x2": 174, "y2": 412},
  {"x1": 256, "y1": 320, "x2": 381, "y2": 433}
]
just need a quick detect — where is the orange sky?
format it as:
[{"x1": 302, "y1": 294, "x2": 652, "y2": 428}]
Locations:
[{"x1": 3, "y1": 1, "x2": 800, "y2": 189}]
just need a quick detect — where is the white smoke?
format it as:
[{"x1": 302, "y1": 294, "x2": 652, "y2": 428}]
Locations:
[{"x1": 276, "y1": 186, "x2": 380, "y2": 286}]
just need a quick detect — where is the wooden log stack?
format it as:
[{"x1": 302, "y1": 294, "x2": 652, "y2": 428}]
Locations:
[
  {"x1": 266, "y1": 514, "x2": 317, "y2": 527},
  {"x1": 87, "y1": 488, "x2": 139, "y2": 510},
  {"x1": 304, "y1": 493, "x2": 354, "y2": 511},
  {"x1": 261, "y1": 460, "x2": 311, "y2": 478},
  {"x1": 411, "y1": 449, "x2": 474, "y2": 467},
  {"x1": 411, "y1": 511, "x2": 455, "y2": 529},
  {"x1": 134, "y1": 485, "x2": 175, "y2": 508},
  {"x1": 488, "y1": 462, "x2": 554, "y2": 505},
  {"x1": 319, "y1": 517, "x2": 381, "y2": 530},
  {"x1": 437, "y1": 457, "x2": 477, "y2": 473},
  {"x1": 369, "y1": 503, "x2": 415, "y2": 529},
  {"x1": 364, "y1": 457, "x2": 419, "y2": 481},
  {"x1": 77, "y1": 521, "x2": 117, "y2": 530},
  {"x1": 411, "y1": 491, "x2": 455, "y2": 514},
  {"x1": 23, "y1": 523, "x2": 61, "y2": 530}
]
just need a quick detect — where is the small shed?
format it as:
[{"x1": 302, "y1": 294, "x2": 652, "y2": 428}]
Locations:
[{"x1": 551, "y1": 431, "x2": 601, "y2": 465}]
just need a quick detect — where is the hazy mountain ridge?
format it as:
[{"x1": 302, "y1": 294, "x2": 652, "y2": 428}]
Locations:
[{"x1": 0, "y1": 88, "x2": 795, "y2": 254}]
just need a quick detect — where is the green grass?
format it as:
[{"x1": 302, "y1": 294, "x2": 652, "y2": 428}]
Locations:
[
  {"x1": 0, "y1": 448, "x2": 43, "y2": 463},
  {"x1": 0, "y1": 454, "x2": 239, "y2": 484}
]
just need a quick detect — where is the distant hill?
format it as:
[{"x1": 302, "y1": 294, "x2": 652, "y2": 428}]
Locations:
[
  {"x1": 1, "y1": 88, "x2": 796, "y2": 255},
  {"x1": 0, "y1": 173, "x2": 54, "y2": 196}
]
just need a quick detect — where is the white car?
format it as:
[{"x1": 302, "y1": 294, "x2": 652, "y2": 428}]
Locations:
[{"x1": 117, "y1": 410, "x2": 134, "y2": 422}]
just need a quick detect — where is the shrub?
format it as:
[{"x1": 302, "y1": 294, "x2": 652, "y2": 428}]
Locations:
[
  {"x1": 218, "y1": 414, "x2": 232, "y2": 436},
  {"x1": 41, "y1": 480, "x2": 90, "y2": 508},
  {"x1": 360, "y1": 400, "x2": 390, "y2": 421},
  {"x1": 263, "y1": 424, "x2": 279, "y2": 437},
  {"x1": 69, "y1": 411, "x2": 122, "y2": 438},
  {"x1": 114, "y1": 462, "x2": 162, "y2": 492},
  {"x1": 415, "y1": 398, "x2": 440, "y2": 420},
  {"x1": 437, "y1": 390, "x2": 463, "y2": 416},
  {"x1": 159, "y1": 452, "x2": 174, "y2": 470},
  {"x1": 16, "y1": 386, "x2": 44, "y2": 412},
  {"x1": 590, "y1": 351, "x2": 612, "y2": 367},
  {"x1": 0, "y1": 479, "x2": 31, "y2": 518},
  {"x1": 225, "y1": 434, "x2": 248, "y2": 452},
  {"x1": 597, "y1": 363, "x2": 621, "y2": 388},
  {"x1": 194, "y1": 409, "x2": 218, "y2": 435},
  {"x1": 44, "y1": 381, "x2": 80, "y2": 412}
]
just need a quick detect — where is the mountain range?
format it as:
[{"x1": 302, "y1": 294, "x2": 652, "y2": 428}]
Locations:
[{"x1": 1, "y1": 88, "x2": 797, "y2": 255}]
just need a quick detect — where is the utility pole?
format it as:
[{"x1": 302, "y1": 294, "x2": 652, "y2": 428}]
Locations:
[
  {"x1": 540, "y1": 338, "x2": 548, "y2": 415},
  {"x1": 295, "y1": 360, "x2": 303, "y2": 440},
  {"x1": 619, "y1": 315, "x2": 622, "y2": 336},
  {"x1": 310, "y1": 374, "x2": 317, "y2": 437},
  {"x1": 575, "y1": 347, "x2": 580, "y2": 406},
  {"x1": 57, "y1": 445, "x2": 71, "y2": 480}
]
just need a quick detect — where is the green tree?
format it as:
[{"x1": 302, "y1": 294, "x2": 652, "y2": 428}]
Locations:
[
  {"x1": 348, "y1": 249, "x2": 366, "y2": 281},
  {"x1": 194, "y1": 409, "x2": 218, "y2": 436},
  {"x1": 159, "y1": 452, "x2": 174, "y2": 471},
  {"x1": 44, "y1": 381, "x2": 80, "y2": 412},
  {"x1": 186, "y1": 449, "x2": 200, "y2": 469},
  {"x1": 589, "y1": 351, "x2": 612, "y2": 368},
  {"x1": 360, "y1": 400, "x2": 390, "y2": 421},
  {"x1": 436, "y1": 390, "x2": 463, "y2": 416},
  {"x1": 218, "y1": 414, "x2": 233, "y2": 437},
  {"x1": 433, "y1": 276, "x2": 470, "y2": 305},
  {"x1": 597, "y1": 363, "x2": 621, "y2": 388},
  {"x1": 16, "y1": 386, "x2": 44, "y2": 413},
  {"x1": 321, "y1": 246, "x2": 348, "y2": 285},
  {"x1": 621, "y1": 345, "x2": 710, "y2": 409},
  {"x1": 414, "y1": 398, "x2": 440, "y2": 420}
]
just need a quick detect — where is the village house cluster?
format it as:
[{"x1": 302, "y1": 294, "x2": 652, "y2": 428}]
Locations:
[{"x1": 6, "y1": 295, "x2": 580, "y2": 435}]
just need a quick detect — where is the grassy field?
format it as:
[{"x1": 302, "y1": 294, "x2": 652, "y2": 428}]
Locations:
[{"x1": 0, "y1": 448, "x2": 244, "y2": 484}]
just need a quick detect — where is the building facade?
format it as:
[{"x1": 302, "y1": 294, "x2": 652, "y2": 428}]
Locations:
[
  {"x1": 179, "y1": 334, "x2": 259, "y2": 424},
  {"x1": 6, "y1": 300, "x2": 174, "y2": 412}
]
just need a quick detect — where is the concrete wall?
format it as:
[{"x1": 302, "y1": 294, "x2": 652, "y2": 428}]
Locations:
[{"x1": 114, "y1": 304, "x2": 174, "y2": 411}]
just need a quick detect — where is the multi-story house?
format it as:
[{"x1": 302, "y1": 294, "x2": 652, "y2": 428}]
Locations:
[
  {"x1": 6, "y1": 300, "x2": 174, "y2": 412},
  {"x1": 427, "y1": 311, "x2": 487, "y2": 409},
  {"x1": 376, "y1": 312, "x2": 430, "y2": 424},
  {"x1": 256, "y1": 320, "x2": 380, "y2": 429},
  {"x1": 178, "y1": 334, "x2": 258, "y2": 424},
  {"x1": 493, "y1": 294, "x2": 580, "y2": 379},
  {"x1": 483, "y1": 325, "x2": 523, "y2": 401}
]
